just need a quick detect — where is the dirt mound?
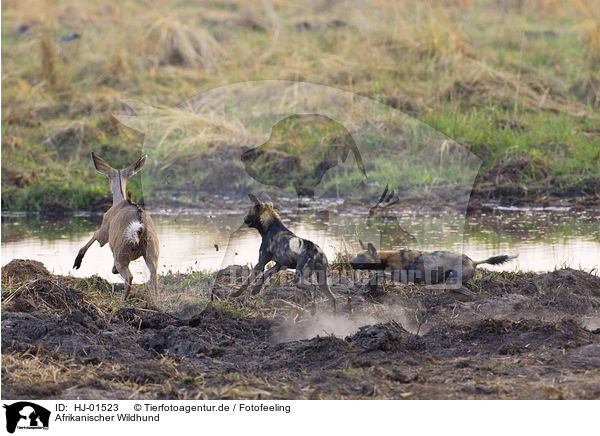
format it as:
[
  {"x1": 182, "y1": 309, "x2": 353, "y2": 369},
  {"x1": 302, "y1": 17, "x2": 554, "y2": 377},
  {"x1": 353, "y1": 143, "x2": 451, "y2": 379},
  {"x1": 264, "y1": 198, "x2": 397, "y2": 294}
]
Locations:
[
  {"x1": 2, "y1": 266, "x2": 600, "y2": 399},
  {"x1": 1, "y1": 310, "x2": 138, "y2": 364},
  {"x1": 347, "y1": 322, "x2": 406, "y2": 352},
  {"x1": 482, "y1": 151, "x2": 548, "y2": 186},
  {"x1": 268, "y1": 336, "x2": 353, "y2": 372},
  {"x1": 2, "y1": 277, "x2": 91, "y2": 316},
  {"x1": 422, "y1": 318, "x2": 593, "y2": 358},
  {"x1": 116, "y1": 308, "x2": 178, "y2": 330},
  {"x1": 2, "y1": 259, "x2": 50, "y2": 284},
  {"x1": 214, "y1": 264, "x2": 251, "y2": 285}
]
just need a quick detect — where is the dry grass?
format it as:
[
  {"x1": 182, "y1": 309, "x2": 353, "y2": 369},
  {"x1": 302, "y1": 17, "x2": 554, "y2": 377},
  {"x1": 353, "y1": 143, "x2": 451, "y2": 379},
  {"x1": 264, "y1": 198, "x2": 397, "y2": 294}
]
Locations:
[
  {"x1": 2, "y1": 0, "x2": 600, "y2": 210},
  {"x1": 148, "y1": 17, "x2": 226, "y2": 70}
]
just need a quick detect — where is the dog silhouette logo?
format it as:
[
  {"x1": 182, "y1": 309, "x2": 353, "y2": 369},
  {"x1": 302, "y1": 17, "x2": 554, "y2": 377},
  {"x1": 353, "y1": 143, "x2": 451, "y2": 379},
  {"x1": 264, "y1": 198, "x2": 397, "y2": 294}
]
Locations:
[{"x1": 3, "y1": 402, "x2": 50, "y2": 433}]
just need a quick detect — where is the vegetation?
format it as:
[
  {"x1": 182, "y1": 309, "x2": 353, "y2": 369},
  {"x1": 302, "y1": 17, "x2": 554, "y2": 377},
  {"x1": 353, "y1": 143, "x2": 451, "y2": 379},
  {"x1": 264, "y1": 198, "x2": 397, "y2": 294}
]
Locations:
[{"x1": 2, "y1": 0, "x2": 599, "y2": 211}]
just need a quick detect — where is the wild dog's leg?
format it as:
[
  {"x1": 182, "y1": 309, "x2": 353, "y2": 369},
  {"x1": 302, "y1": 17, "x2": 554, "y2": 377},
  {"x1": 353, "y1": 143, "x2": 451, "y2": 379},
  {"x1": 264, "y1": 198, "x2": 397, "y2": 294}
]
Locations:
[
  {"x1": 73, "y1": 234, "x2": 97, "y2": 269},
  {"x1": 293, "y1": 254, "x2": 318, "y2": 311},
  {"x1": 115, "y1": 260, "x2": 133, "y2": 300},
  {"x1": 315, "y1": 263, "x2": 336, "y2": 314},
  {"x1": 232, "y1": 253, "x2": 269, "y2": 297},
  {"x1": 251, "y1": 263, "x2": 282, "y2": 295}
]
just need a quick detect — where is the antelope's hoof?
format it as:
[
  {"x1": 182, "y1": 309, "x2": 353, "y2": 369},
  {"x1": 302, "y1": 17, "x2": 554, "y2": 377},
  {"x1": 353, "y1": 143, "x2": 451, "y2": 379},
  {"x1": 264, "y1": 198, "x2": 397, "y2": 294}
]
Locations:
[{"x1": 73, "y1": 256, "x2": 82, "y2": 269}]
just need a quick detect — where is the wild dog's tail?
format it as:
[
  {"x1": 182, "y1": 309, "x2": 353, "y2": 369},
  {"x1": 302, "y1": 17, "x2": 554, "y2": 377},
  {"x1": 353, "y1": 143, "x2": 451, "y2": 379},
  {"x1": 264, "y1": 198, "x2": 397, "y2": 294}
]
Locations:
[
  {"x1": 124, "y1": 190, "x2": 145, "y2": 245},
  {"x1": 473, "y1": 254, "x2": 518, "y2": 266}
]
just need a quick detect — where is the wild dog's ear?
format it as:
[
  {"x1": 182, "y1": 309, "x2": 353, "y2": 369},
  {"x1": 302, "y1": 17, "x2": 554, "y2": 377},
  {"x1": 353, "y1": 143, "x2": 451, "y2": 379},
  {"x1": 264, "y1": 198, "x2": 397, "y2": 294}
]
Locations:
[
  {"x1": 248, "y1": 193, "x2": 260, "y2": 205},
  {"x1": 92, "y1": 152, "x2": 117, "y2": 177},
  {"x1": 259, "y1": 192, "x2": 272, "y2": 203},
  {"x1": 122, "y1": 155, "x2": 147, "y2": 179},
  {"x1": 367, "y1": 243, "x2": 378, "y2": 257},
  {"x1": 359, "y1": 239, "x2": 366, "y2": 250}
]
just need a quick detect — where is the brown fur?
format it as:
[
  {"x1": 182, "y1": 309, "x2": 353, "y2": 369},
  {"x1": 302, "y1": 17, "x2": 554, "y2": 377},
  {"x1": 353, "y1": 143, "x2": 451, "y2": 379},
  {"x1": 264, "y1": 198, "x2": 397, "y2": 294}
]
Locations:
[
  {"x1": 73, "y1": 153, "x2": 159, "y2": 300},
  {"x1": 350, "y1": 242, "x2": 517, "y2": 285},
  {"x1": 258, "y1": 202, "x2": 280, "y2": 227}
]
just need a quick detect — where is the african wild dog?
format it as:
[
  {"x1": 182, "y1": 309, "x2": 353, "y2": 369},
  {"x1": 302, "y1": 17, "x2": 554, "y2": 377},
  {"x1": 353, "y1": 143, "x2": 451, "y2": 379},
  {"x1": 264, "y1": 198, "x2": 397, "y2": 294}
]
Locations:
[
  {"x1": 349, "y1": 241, "x2": 517, "y2": 285},
  {"x1": 231, "y1": 194, "x2": 336, "y2": 312}
]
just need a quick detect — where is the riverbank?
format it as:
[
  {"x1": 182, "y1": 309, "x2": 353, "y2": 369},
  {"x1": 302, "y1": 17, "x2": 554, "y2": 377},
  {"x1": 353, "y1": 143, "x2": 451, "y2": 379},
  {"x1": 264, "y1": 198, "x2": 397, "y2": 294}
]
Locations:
[
  {"x1": 2, "y1": 259, "x2": 599, "y2": 399},
  {"x1": 2, "y1": 1, "x2": 599, "y2": 213}
]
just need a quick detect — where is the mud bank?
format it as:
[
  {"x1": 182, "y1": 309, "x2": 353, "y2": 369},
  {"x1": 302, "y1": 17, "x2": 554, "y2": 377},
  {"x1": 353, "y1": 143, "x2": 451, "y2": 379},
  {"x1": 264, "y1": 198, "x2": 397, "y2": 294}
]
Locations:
[
  {"x1": 16, "y1": 168, "x2": 600, "y2": 218},
  {"x1": 2, "y1": 260, "x2": 600, "y2": 399}
]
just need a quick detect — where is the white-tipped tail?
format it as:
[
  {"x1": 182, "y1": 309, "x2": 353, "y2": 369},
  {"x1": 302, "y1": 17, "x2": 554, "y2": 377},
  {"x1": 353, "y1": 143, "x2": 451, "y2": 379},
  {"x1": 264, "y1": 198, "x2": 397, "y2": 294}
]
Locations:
[{"x1": 124, "y1": 221, "x2": 143, "y2": 245}]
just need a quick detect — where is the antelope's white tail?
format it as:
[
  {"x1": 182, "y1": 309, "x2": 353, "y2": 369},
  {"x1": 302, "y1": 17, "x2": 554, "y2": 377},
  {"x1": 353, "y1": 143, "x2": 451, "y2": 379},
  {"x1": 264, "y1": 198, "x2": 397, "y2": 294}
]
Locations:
[{"x1": 124, "y1": 221, "x2": 144, "y2": 245}]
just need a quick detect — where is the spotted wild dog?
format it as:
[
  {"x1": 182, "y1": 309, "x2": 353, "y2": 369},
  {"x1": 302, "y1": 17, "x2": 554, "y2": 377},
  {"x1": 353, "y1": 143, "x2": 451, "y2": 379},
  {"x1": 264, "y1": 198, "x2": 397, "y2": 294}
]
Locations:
[
  {"x1": 350, "y1": 241, "x2": 517, "y2": 285},
  {"x1": 231, "y1": 194, "x2": 336, "y2": 312}
]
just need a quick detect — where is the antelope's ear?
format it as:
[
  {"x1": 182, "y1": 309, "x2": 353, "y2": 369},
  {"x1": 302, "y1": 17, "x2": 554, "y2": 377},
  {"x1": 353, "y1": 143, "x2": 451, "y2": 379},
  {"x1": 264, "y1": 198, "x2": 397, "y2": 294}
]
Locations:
[
  {"x1": 367, "y1": 243, "x2": 378, "y2": 257},
  {"x1": 122, "y1": 155, "x2": 147, "y2": 178},
  {"x1": 248, "y1": 193, "x2": 260, "y2": 205},
  {"x1": 359, "y1": 239, "x2": 366, "y2": 250},
  {"x1": 92, "y1": 152, "x2": 117, "y2": 177}
]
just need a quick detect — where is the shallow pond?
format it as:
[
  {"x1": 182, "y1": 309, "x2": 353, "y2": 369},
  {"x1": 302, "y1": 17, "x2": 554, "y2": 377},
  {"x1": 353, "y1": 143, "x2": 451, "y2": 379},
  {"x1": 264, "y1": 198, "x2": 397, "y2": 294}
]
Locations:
[{"x1": 2, "y1": 206, "x2": 599, "y2": 283}]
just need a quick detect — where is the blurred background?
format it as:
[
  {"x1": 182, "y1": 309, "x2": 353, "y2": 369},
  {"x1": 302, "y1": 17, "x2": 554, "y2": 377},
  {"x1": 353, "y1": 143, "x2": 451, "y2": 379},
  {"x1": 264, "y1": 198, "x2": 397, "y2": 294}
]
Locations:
[{"x1": 2, "y1": 0, "x2": 599, "y2": 212}]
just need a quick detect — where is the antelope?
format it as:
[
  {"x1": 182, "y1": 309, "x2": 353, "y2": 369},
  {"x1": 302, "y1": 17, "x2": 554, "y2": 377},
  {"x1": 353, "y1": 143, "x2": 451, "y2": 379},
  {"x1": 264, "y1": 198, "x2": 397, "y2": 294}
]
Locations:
[
  {"x1": 231, "y1": 194, "x2": 337, "y2": 312},
  {"x1": 350, "y1": 241, "x2": 517, "y2": 286},
  {"x1": 367, "y1": 185, "x2": 417, "y2": 248},
  {"x1": 73, "y1": 153, "x2": 159, "y2": 299}
]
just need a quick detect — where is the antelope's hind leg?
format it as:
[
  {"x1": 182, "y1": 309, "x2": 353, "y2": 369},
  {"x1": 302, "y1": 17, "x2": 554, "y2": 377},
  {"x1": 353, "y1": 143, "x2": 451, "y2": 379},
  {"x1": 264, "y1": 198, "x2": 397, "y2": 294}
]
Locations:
[
  {"x1": 144, "y1": 254, "x2": 159, "y2": 297},
  {"x1": 73, "y1": 234, "x2": 97, "y2": 269},
  {"x1": 115, "y1": 260, "x2": 134, "y2": 300}
]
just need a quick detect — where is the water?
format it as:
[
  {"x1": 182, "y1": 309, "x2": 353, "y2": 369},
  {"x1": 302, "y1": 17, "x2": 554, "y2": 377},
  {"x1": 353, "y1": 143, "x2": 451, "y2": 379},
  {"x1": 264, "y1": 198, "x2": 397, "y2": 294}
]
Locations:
[{"x1": 1, "y1": 207, "x2": 599, "y2": 283}]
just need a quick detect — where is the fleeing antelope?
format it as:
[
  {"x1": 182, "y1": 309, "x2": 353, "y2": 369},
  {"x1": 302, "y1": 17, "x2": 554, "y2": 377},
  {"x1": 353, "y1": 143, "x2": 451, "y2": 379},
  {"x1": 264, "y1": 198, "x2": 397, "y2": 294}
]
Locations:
[
  {"x1": 73, "y1": 153, "x2": 159, "y2": 299},
  {"x1": 350, "y1": 241, "x2": 517, "y2": 285},
  {"x1": 231, "y1": 194, "x2": 337, "y2": 312}
]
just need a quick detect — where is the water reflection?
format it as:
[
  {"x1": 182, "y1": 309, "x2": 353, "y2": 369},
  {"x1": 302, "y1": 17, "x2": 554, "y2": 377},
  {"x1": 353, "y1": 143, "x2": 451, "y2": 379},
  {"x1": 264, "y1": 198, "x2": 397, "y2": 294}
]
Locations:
[{"x1": 1, "y1": 209, "x2": 599, "y2": 283}]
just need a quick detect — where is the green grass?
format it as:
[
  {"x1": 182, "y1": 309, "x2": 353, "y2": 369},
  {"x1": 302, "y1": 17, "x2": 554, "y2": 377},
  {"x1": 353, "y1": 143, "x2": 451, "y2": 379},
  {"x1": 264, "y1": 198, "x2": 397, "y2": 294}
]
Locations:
[
  {"x1": 2, "y1": 0, "x2": 599, "y2": 211},
  {"x1": 423, "y1": 106, "x2": 600, "y2": 187}
]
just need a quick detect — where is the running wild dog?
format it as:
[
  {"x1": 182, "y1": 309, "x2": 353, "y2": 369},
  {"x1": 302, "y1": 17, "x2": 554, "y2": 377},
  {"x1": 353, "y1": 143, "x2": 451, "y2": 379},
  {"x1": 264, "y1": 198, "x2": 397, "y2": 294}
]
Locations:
[
  {"x1": 232, "y1": 194, "x2": 337, "y2": 312},
  {"x1": 73, "y1": 153, "x2": 159, "y2": 299},
  {"x1": 350, "y1": 241, "x2": 517, "y2": 285}
]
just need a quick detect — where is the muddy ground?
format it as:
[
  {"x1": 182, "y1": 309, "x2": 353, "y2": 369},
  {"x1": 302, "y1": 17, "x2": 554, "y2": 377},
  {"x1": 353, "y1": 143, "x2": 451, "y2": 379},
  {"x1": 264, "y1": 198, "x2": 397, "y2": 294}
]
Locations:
[{"x1": 2, "y1": 259, "x2": 600, "y2": 399}]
